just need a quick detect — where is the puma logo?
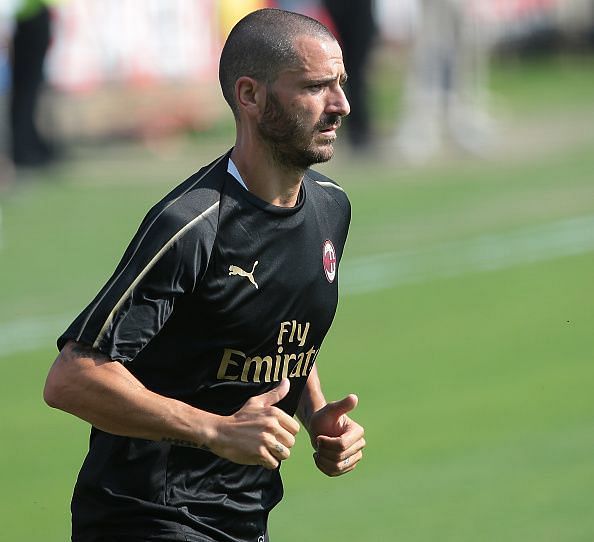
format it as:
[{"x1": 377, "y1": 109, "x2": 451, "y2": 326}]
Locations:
[{"x1": 228, "y1": 260, "x2": 259, "y2": 289}]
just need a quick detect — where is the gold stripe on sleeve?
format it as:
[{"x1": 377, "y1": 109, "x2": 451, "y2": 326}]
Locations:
[{"x1": 92, "y1": 201, "x2": 220, "y2": 349}]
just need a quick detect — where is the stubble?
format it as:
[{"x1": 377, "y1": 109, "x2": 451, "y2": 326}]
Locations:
[{"x1": 257, "y1": 90, "x2": 340, "y2": 172}]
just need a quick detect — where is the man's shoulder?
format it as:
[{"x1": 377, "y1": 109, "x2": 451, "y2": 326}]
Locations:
[
  {"x1": 304, "y1": 169, "x2": 350, "y2": 213},
  {"x1": 120, "y1": 153, "x2": 229, "y2": 265},
  {"x1": 145, "y1": 153, "x2": 229, "y2": 231}
]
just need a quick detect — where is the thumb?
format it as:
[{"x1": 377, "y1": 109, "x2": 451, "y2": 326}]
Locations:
[
  {"x1": 324, "y1": 394, "x2": 358, "y2": 420},
  {"x1": 258, "y1": 378, "x2": 291, "y2": 406}
]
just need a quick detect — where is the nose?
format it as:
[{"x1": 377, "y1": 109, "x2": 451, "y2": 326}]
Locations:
[{"x1": 327, "y1": 85, "x2": 350, "y2": 118}]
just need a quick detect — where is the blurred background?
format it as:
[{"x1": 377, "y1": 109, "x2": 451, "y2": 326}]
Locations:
[{"x1": 1, "y1": 0, "x2": 594, "y2": 540}]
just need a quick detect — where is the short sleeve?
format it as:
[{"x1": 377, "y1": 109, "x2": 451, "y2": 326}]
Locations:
[{"x1": 58, "y1": 199, "x2": 219, "y2": 362}]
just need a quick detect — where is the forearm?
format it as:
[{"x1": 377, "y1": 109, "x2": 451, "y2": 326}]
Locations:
[
  {"x1": 44, "y1": 341, "x2": 219, "y2": 449},
  {"x1": 46, "y1": 342, "x2": 302, "y2": 469},
  {"x1": 296, "y1": 364, "x2": 327, "y2": 433}
]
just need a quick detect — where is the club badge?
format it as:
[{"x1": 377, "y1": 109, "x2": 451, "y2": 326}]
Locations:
[{"x1": 322, "y1": 239, "x2": 337, "y2": 283}]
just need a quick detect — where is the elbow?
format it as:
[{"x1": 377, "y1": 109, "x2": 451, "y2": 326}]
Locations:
[
  {"x1": 43, "y1": 366, "x2": 65, "y2": 409},
  {"x1": 43, "y1": 352, "x2": 74, "y2": 411}
]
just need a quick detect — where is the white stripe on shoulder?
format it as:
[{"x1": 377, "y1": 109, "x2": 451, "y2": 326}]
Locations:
[
  {"x1": 92, "y1": 201, "x2": 219, "y2": 349},
  {"x1": 315, "y1": 180, "x2": 344, "y2": 192}
]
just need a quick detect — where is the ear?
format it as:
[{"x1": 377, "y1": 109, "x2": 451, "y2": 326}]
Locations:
[{"x1": 235, "y1": 76, "x2": 266, "y2": 118}]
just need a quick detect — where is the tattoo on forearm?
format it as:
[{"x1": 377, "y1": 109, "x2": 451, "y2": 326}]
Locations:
[{"x1": 161, "y1": 437, "x2": 211, "y2": 451}]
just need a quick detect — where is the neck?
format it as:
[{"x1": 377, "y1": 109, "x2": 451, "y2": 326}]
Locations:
[{"x1": 231, "y1": 130, "x2": 304, "y2": 208}]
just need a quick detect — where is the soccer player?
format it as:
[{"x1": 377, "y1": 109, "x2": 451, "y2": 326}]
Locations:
[{"x1": 44, "y1": 8, "x2": 365, "y2": 542}]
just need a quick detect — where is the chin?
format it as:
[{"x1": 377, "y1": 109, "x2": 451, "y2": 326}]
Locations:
[
  {"x1": 289, "y1": 146, "x2": 333, "y2": 170},
  {"x1": 311, "y1": 143, "x2": 335, "y2": 163}
]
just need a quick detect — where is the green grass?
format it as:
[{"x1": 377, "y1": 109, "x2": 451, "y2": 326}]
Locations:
[
  {"x1": 490, "y1": 54, "x2": 594, "y2": 114},
  {"x1": 1, "y1": 55, "x2": 594, "y2": 541},
  {"x1": 275, "y1": 251, "x2": 594, "y2": 541}
]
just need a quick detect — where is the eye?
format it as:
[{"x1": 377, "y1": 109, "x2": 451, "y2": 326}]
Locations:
[{"x1": 308, "y1": 84, "x2": 324, "y2": 93}]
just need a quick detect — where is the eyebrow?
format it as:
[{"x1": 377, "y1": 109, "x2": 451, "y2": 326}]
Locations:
[{"x1": 306, "y1": 73, "x2": 348, "y2": 86}]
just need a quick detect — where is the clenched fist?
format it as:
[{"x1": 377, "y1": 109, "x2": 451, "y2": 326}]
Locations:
[{"x1": 208, "y1": 379, "x2": 300, "y2": 469}]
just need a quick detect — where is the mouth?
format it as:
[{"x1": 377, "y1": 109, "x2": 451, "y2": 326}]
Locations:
[
  {"x1": 317, "y1": 116, "x2": 341, "y2": 136},
  {"x1": 319, "y1": 124, "x2": 340, "y2": 137}
]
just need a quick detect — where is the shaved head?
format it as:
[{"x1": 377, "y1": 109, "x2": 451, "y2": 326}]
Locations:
[{"x1": 219, "y1": 8, "x2": 337, "y2": 118}]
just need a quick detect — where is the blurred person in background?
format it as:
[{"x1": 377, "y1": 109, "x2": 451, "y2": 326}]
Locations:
[
  {"x1": 323, "y1": 0, "x2": 376, "y2": 150},
  {"x1": 0, "y1": 0, "x2": 17, "y2": 184},
  {"x1": 44, "y1": 8, "x2": 364, "y2": 542},
  {"x1": 395, "y1": 0, "x2": 495, "y2": 162},
  {"x1": 10, "y1": 0, "x2": 58, "y2": 168}
]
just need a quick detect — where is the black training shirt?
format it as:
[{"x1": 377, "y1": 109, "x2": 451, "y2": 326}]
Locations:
[{"x1": 58, "y1": 150, "x2": 351, "y2": 542}]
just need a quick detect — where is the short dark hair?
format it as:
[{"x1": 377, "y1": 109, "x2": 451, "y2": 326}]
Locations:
[{"x1": 219, "y1": 8, "x2": 336, "y2": 118}]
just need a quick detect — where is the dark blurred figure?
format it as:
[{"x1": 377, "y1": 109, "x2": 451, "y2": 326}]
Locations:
[
  {"x1": 323, "y1": 0, "x2": 376, "y2": 150},
  {"x1": 1, "y1": 2, "x2": 16, "y2": 186},
  {"x1": 10, "y1": 1, "x2": 54, "y2": 167}
]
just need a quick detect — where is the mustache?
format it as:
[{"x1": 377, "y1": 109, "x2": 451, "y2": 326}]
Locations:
[{"x1": 315, "y1": 115, "x2": 342, "y2": 131}]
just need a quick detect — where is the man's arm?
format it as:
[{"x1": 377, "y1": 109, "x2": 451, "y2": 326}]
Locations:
[
  {"x1": 44, "y1": 341, "x2": 299, "y2": 469},
  {"x1": 297, "y1": 365, "x2": 366, "y2": 477},
  {"x1": 296, "y1": 364, "x2": 327, "y2": 431}
]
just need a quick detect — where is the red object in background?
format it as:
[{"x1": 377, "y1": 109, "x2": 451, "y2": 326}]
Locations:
[{"x1": 473, "y1": 0, "x2": 558, "y2": 22}]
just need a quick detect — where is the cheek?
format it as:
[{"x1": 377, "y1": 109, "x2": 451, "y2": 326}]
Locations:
[
  {"x1": 297, "y1": 100, "x2": 323, "y2": 125},
  {"x1": 288, "y1": 97, "x2": 310, "y2": 114}
]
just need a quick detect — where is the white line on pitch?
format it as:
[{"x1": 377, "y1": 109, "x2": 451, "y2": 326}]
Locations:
[
  {"x1": 340, "y1": 214, "x2": 594, "y2": 295},
  {"x1": 2, "y1": 214, "x2": 594, "y2": 357}
]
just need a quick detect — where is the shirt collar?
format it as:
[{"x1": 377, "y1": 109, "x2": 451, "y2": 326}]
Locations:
[{"x1": 227, "y1": 158, "x2": 248, "y2": 191}]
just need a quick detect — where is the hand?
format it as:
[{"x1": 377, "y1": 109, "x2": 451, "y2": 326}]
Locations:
[
  {"x1": 308, "y1": 394, "x2": 365, "y2": 477},
  {"x1": 209, "y1": 379, "x2": 300, "y2": 470}
]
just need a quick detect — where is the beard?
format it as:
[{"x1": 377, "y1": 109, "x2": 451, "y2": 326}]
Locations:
[{"x1": 257, "y1": 90, "x2": 341, "y2": 171}]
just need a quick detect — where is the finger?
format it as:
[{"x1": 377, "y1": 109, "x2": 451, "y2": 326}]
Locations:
[
  {"x1": 257, "y1": 379, "x2": 291, "y2": 407},
  {"x1": 258, "y1": 447, "x2": 280, "y2": 470},
  {"x1": 274, "y1": 427, "x2": 296, "y2": 449},
  {"x1": 316, "y1": 422, "x2": 364, "y2": 451},
  {"x1": 275, "y1": 408, "x2": 300, "y2": 436},
  {"x1": 324, "y1": 394, "x2": 358, "y2": 419},
  {"x1": 314, "y1": 449, "x2": 362, "y2": 477},
  {"x1": 269, "y1": 441, "x2": 291, "y2": 462},
  {"x1": 316, "y1": 436, "x2": 366, "y2": 462},
  {"x1": 339, "y1": 450, "x2": 363, "y2": 472}
]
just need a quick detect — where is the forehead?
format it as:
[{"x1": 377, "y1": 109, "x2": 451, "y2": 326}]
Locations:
[{"x1": 282, "y1": 34, "x2": 345, "y2": 80}]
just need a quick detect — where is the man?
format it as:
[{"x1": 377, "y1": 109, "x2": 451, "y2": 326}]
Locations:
[
  {"x1": 395, "y1": 0, "x2": 494, "y2": 161},
  {"x1": 10, "y1": 0, "x2": 56, "y2": 167},
  {"x1": 44, "y1": 8, "x2": 365, "y2": 542}
]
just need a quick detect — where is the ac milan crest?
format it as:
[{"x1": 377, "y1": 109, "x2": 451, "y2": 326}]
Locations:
[{"x1": 322, "y1": 239, "x2": 337, "y2": 283}]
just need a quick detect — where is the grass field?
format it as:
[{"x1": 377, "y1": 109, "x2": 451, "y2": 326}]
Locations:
[{"x1": 1, "y1": 54, "x2": 594, "y2": 541}]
